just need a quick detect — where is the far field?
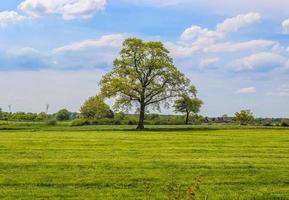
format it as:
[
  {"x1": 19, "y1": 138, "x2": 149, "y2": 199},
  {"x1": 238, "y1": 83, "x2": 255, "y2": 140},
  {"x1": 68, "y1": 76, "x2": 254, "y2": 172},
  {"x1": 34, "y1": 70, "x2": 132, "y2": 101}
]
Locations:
[{"x1": 0, "y1": 126, "x2": 289, "y2": 199}]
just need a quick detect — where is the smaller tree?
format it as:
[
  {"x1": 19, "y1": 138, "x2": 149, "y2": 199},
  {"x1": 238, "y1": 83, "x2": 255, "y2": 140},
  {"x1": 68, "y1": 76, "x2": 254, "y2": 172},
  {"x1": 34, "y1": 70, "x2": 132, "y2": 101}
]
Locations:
[
  {"x1": 80, "y1": 95, "x2": 111, "y2": 119},
  {"x1": 56, "y1": 109, "x2": 70, "y2": 121},
  {"x1": 0, "y1": 108, "x2": 2, "y2": 120},
  {"x1": 234, "y1": 110, "x2": 254, "y2": 125},
  {"x1": 174, "y1": 86, "x2": 203, "y2": 124},
  {"x1": 37, "y1": 112, "x2": 48, "y2": 121}
]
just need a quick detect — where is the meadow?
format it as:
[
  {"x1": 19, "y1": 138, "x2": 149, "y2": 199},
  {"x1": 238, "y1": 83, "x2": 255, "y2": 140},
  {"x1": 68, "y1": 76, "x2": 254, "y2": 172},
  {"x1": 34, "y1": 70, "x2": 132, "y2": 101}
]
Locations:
[{"x1": 0, "y1": 124, "x2": 289, "y2": 199}]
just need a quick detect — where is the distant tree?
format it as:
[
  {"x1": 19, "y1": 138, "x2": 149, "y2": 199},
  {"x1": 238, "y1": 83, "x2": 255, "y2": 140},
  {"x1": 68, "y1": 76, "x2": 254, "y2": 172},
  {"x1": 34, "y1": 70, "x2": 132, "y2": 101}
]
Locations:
[
  {"x1": 69, "y1": 112, "x2": 80, "y2": 120},
  {"x1": 174, "y1": 86, "x2": 203, "y2": 124},
  {"x1": 100, "y1": 38, "x2": 190, "y2": 130},
  {"x1": 234, "y1": 110, "x2": 254, "y2": 125},
  {"x1": 0, "y1": 108, "x2": 2, "y2": 120},
  {"x1": 26, "y1": 113, "x2": 37, "y2": 121},
  {"x1": 56, "y1": 109, "x2": 70, "y2": 121},
  {"x1": 281, "y1": 119, "x2": 289, "y2": 127},
  {"x1": 1, "y1": 112, "x2": 10, "y2": 120},
  {"x1": 12, "y1": 112, "x2": 27, "y2": 121},
  {"x1": 80, "y1": 95, "x2": 111, "y2": 119},
  {"x1": 37, "y1": 112, "x2": 48, "y2": 121}
]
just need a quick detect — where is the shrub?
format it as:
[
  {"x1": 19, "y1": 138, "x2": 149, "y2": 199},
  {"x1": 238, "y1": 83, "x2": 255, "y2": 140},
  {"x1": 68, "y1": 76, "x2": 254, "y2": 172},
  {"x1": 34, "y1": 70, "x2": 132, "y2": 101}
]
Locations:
[
  {"x1": 262, "y1": 119, "x2": 273, "y2": 126},
  {"x1": 71, "y1": 119, "x2": 90, "y2": 126},
  {"x1": 281, "y1": 120, "x2": 289, "y2": 127},
  {"x1": 46, "y1": 120, "x2": 57, "y2": 126},
  {"x1": 91, "y1": 118, "x2": 112, "y2": 125},
  {"x1": 113, "y1": 119, "x2": 122, "y2": 125},
  {"x1": 128, "y1": 119, "x2": 138, "y2": 125}
]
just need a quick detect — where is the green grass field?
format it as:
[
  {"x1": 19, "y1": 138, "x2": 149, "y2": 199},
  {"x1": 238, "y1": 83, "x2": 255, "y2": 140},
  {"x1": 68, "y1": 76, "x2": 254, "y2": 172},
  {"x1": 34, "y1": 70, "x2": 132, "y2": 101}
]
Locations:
[{"x1": 0, "y1": 127, "x2": 289, "y2": 199}]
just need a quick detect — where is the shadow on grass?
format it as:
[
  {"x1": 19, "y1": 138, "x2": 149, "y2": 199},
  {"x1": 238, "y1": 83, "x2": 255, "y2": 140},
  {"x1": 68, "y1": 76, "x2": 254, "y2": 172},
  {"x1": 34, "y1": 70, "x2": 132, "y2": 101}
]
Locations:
[
  {"x1": 0, "y1": 123, "x2": 288, "y2": 132},
  {"x1": 0, "y1": 124, "x2": 218, "y2": 132}
]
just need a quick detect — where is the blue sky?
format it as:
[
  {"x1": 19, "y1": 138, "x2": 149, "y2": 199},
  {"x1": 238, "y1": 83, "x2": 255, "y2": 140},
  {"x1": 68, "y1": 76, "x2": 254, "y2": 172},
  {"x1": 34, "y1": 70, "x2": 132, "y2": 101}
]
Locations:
[{"x1": 0, "y1": 0, "x2": 288, "y2": 117}]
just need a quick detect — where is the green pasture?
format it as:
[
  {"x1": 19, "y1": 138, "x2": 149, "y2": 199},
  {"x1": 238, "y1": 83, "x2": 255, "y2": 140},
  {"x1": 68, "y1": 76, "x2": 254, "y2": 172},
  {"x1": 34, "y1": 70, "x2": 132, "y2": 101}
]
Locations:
[{"x1": 0, "y1": 127, "x2": 289, "y2": 199}]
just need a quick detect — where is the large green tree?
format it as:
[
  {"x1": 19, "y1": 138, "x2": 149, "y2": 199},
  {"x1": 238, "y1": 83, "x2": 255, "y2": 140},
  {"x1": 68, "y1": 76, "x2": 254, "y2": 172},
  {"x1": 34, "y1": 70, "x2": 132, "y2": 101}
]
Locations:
[
  {"x1": 100, "y1": 38, "x2": 190, "y2": 130},
  {"x1": 80, "y1": 95, "x2": 111, "y2": 119},
  {"x1": 174, "y1": 86, "x2": 203, "y2": 124}
]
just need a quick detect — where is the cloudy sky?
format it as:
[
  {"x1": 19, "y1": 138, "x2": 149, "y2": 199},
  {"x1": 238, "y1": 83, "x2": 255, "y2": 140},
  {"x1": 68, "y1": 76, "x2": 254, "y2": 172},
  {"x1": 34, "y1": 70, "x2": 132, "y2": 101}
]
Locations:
[{"x1": 0, "y1": 0, "x2": 288, "y2": 117}]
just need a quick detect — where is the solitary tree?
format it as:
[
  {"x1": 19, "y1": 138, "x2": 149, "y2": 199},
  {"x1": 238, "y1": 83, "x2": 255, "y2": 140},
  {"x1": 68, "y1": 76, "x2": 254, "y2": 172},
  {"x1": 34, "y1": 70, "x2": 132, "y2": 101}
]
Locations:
[
  {"x1": 174, "y1": 86, "x2": 203, "y2": 124},
  {"x1": 100, "y1": 38, "x2": 190, "y2": 130},
  {"x1": 80, "y1": 95, "x2": 111, "y2": 119},
  {"x1": 234, "y1": 110, "x2": 254, "y2": 125},
  {"x1": 56, "y1": 109, "x2": 70, "y2": 121}
]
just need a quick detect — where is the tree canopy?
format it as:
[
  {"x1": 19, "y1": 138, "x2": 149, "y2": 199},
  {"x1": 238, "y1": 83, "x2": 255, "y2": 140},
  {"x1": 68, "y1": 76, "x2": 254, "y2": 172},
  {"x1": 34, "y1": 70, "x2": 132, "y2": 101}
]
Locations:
[
  {"x1": 234, "y1": 110, "x2": 254, "y2": 125},
  {"x1": 100, "y1": 38, "x2": 191, "y2": 129},
  {"x1": 56, "y1": 109, "x2": 70, "y2": 121},
  {"x1": 174, "y1": 86, "x2": 203, "y2": 124},
  {"x1": 80, "y1": 95, "x2": 111, "y2": 119}
]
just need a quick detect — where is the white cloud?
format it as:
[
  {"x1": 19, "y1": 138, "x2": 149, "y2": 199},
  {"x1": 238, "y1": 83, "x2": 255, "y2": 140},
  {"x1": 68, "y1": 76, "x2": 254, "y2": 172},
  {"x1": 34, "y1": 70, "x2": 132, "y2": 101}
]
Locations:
[
  {"x1": 53, "y1": 34, "x2": 125, "y2": 54},
  {"x1": 180, "y1": 25, "x2": 221, "y2": 43},
  {"x1": 18, "y1": 0, "x2": 106, "y2": 20},
  {"x1": 231, "y1": 52, "x2": 286, "y2": 71},
  {"x1": 282, "y1": 19, "x2": 289, "y2": 34},
  {"x1": 51, "y1": 34, "x2": 126, "y2": 69},
  {"x1": 6, "y1": 47, "x2": 40, "y2": 57},
  {"x1": 206, "y1": 40, "x2": 276, "y2": 53},
  {"x1": 236, "y1": 87, "x2": 256, "y2": 94},
  {"x1": 199, "y1": 57, "x2": 219, "y2": 69},
  {"x1": 0, "y1": 11, "x2": 27, "y2": 28},
  {"x1": 267, "y1": 85, "x2": 289, "y2": 97},
  {"x1": 165, "y1": 42, "x2": 199, "y2": 58},
  {"x1": 216, "y1": 13, "x2": 261, "y2": 34},
  {"x1": 0, "y1": 34, "x2": 125, "y2": 70},
  {"x1": 0, "y1": 47, "x2": 47, "y2": 70},
  {"x1": 169, "y1": 13, "x2": 264, "y2": 58}
]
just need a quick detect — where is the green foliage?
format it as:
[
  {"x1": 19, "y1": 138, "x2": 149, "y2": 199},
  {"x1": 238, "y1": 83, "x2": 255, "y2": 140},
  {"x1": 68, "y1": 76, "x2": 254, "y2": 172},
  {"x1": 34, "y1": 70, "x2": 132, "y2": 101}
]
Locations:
[
  {"x1": 234, "y1": 110, "x2": 254, "y2": 125},
  {"x1": 281, "y1": 119, "x2": 289, "y2": 127},
  {"x1": 100, "y1": 38, "x2": 190, "y2": 129},
  {"x1": 262, "y1": 119, "x2": 273, "y2": 126},
  {"x1": 46, "y1": 119, "x2": 57, "y2": 126},
  {"x1": 80, "y1": 95, "x2": 111, "y2": 119},
  {"x1": 56, "y1": 109, "x2": 70, "y2": 121},
  {"x1": 114, "y1": 112, "x2": 126, "y2": 121},
  {"x1": 10, "y1": 112, "x2": 36, "y2": 121},
  {"x1": 71, "y1": 119, "x2": 91, "y2": 126},
  {"x1": 36, "y1": 112, "x2": 48, "y2": 121},
  {"x1": 174, "y1": 86, "x2": 203, "y2": 124},
  {"x1": 0, "y1": 112, "x2": 11, "y2": 120}
]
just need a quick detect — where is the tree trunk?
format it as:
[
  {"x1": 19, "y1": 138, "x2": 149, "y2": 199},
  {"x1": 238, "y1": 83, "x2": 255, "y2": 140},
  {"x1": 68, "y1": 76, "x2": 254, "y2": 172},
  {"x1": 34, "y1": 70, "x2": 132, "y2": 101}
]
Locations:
[
  {"x1": 185, "y1": 111, "x2": 190, "y2": 125},
  {"x1": 137, "y1": 103, "x2": 145, "y2": 130}
]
